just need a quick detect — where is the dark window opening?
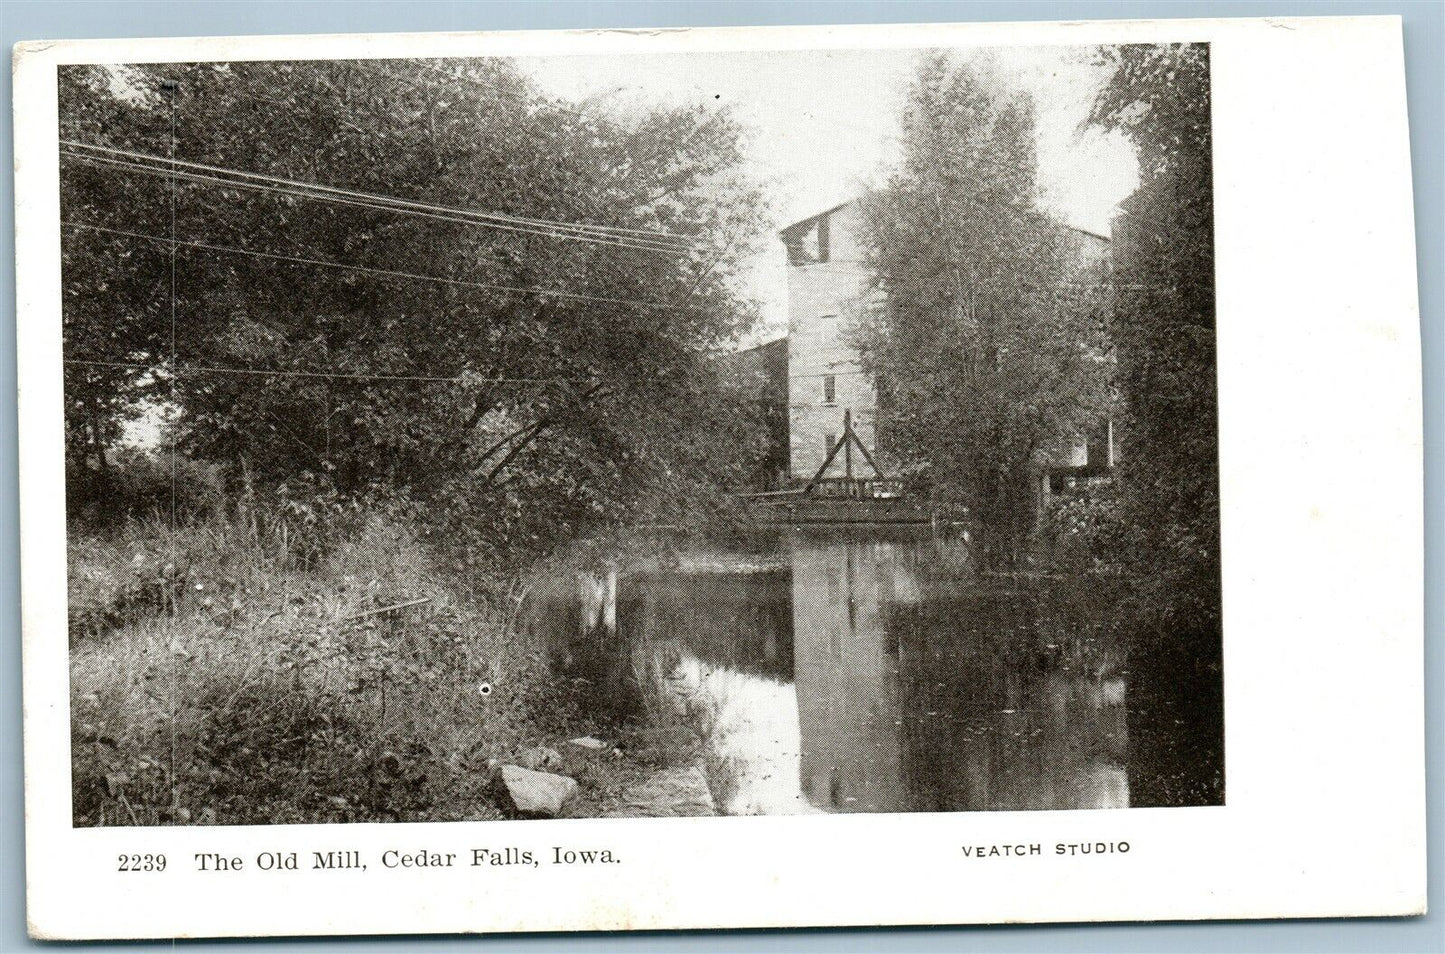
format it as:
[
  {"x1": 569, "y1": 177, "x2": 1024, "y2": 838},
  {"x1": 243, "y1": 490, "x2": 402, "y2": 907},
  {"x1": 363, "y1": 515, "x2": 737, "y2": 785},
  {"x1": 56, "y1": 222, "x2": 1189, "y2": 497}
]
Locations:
[
  {"x1": 782, "y1": 210, "x2": 834, "y2": 265},
  {"x1": 822, "y1": 374, "x2": 836, "y2": 403}
]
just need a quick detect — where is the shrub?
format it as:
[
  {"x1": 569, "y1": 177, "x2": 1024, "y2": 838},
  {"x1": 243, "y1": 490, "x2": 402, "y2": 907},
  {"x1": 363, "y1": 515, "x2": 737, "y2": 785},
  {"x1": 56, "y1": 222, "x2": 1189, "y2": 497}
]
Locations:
[
  {"x1": 67, "y1": 448, "x2": 226, "y2": 528},
  {"x1": 69, "y1": 507, "x2": 554, "y2": 825},
  {"x1": 1043, "y1": 476, "x2": 1127, "y2": 568}
]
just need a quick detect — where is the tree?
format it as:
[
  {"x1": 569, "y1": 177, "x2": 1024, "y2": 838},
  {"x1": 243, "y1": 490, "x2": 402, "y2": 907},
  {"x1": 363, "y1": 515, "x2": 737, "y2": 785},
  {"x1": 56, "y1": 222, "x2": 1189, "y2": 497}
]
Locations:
[
  {"x1": 852, "y1": 53, "x2": 1112, "y2": 551},
  {"x1": 58, "y1": 67, "x2": 174, "y2": 516},
  {"x1": 1088, "y1": 43, "x2": 1221, "y2": 805},
  {"x1": 1087, "y1": 44, "x2": 1218, "y2": 629},
  {"x1": 59, "y1": 59, "x2": 770, "y2": 537}
]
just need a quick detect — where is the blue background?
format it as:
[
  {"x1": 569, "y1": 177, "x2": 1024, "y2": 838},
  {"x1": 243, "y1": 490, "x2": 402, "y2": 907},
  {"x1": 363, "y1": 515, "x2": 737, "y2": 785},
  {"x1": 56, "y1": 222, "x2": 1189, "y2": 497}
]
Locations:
[{"x1": 2, "y1": 2, "x2": 1439, "y2": 951}]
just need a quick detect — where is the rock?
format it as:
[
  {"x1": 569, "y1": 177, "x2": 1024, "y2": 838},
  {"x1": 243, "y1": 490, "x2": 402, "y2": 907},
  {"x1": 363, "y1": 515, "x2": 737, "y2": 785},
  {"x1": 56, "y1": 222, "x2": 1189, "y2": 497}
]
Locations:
[
  {"x1": 605, "y1": 766, "x2": 715, "y2": 818},
  {"x1": 568, "y1": 736, "x2": 608, "y2": 750},
  {"x1": 515, "y1": 746, "x2": 563, "y2": 771},
  {"x1": 494, "y1": 765, "x2": 578, "y2": 818}
]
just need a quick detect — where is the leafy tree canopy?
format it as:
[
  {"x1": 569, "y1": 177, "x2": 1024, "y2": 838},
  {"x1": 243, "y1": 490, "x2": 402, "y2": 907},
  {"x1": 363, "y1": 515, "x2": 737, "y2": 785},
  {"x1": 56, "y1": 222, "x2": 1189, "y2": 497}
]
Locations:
[
  {"x1": 852, "y1": 53, "x2": 1113, "y2": 546},
  {"x1": 1087, "y1": 44, "x2": 1218, "y2": 628},
  {"x1": 60, "y1": 59, "x2": 771, "y2": 538}
]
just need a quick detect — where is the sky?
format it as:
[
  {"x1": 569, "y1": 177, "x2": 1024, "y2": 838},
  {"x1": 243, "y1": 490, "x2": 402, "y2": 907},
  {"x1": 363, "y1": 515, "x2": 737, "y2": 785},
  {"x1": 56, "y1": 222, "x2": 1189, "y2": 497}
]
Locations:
[{"x1": 518, "y1": 46, "x2": 1139, "y2": 340}]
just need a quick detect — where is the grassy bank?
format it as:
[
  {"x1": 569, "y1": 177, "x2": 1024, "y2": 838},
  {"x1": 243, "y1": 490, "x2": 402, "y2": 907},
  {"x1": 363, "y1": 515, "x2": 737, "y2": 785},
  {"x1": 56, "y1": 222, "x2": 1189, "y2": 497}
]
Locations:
[{"x1": 68, "y1": 506, "x2": 605, "y2": 825}]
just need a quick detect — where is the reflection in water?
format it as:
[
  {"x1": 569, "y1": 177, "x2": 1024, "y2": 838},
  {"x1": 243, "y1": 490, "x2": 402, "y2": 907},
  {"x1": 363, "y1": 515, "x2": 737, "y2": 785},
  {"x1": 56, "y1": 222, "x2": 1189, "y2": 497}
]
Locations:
[
  {"x1": 791, "y1": 538, "x2": 914, "y2": 813},
  {"x1": 789, "y1": 536, "x2": 1129, "y2": 813},
  {"x1": 670, "y1": 653, "x2": 816, "y2": 815},
  {"x1": 534, "y1": 530, "x2": 1222, "y2": 814}
]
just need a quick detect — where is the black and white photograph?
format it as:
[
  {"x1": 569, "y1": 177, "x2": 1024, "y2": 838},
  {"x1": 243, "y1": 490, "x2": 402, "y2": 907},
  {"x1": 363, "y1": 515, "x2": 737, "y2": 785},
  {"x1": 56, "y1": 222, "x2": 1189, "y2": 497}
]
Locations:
[
  {"x1": 58, "y1": 42, "x2": 1220, "y2": 826},
  {"x1": 13, "y1": 13, "x2": 1425, "y2": 940}
]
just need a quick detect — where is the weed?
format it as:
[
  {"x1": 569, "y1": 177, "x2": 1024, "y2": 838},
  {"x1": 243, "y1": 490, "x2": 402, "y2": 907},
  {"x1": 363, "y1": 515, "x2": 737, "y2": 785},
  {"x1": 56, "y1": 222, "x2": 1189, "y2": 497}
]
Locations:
[{"x1": 70, "y1": 506, "x2": 550, "y2": 825}]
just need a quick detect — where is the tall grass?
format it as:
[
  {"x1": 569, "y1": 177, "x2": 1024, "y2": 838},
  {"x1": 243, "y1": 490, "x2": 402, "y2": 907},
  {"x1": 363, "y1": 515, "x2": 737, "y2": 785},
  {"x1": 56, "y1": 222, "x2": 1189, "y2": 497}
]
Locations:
[{"x1": 70, "y1": 506, "x2": 564, "y2": 825}]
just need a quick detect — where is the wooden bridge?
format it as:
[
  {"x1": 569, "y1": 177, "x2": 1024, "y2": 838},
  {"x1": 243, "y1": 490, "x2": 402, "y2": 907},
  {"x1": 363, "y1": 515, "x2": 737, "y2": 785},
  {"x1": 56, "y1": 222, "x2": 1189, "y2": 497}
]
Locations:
[{"x1": 739, "y1": 409, "x2": 934, "y2": 525}]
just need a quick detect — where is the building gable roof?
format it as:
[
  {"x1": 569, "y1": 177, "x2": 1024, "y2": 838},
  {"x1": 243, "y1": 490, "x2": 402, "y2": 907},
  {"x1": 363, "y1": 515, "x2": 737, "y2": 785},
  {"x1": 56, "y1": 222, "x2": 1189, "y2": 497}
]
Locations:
[{"x1": 778, "y1": 200, "x2": 855, "y2": 239}]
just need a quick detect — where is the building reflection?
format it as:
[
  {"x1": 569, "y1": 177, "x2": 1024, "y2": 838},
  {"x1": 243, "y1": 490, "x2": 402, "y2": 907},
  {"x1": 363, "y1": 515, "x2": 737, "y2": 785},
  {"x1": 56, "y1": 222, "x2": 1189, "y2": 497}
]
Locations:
[
  {"x1": 791, "y1": 537, "x2": 917, "y2": 812},
  {"x1": 536, "y1": 533, "x2": 1168, "y2": 815}
]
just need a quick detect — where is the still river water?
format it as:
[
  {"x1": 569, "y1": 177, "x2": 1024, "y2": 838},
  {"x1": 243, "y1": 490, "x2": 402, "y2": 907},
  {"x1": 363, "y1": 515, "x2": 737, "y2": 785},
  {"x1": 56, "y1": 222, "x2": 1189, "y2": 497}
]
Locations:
[{"x1": 529, "y1": 528, "x2": 1223, "y2": 815}]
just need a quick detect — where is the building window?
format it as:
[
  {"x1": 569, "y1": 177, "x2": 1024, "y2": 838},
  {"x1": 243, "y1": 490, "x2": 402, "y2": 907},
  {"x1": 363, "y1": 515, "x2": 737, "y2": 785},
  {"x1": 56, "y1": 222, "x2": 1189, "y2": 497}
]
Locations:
[
  {"x1": 822, "y1": 374, "x2": 836, "y2": 404},
  {"x1": 818, "y1": 314, "x2": 836, "y2": 347},
  {"x1": 824, "y1": 432, "x2": 837, "y2": 460}
]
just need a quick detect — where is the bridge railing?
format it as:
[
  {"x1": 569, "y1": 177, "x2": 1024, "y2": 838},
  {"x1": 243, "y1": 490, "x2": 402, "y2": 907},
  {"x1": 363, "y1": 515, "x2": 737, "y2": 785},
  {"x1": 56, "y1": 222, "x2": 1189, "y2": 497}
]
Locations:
[{"x1": 806, "y1": 477, "x2": 906, "y2": 500}]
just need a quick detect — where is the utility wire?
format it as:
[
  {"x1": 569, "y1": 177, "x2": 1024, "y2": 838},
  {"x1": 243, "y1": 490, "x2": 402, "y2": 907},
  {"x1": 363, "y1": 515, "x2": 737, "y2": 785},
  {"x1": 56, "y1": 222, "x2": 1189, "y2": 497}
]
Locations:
[
  {"x1": 61, "y1": 221, "x2": 709, "y2": 313},
  {"x1": 789, "y1": 368, "x2": 870, "y2": 379},
  {"x1": 789, "y1": 260, "x2": 1161, "y2": 292},
  {"x1": 163, "y1": 78, "x2": 180, "y2": 823},
  {"x1": 60, "y1": 140, "x2": 700, "y2": 250},
  {"x1": 64, "y1": 357, "x2": 592, "y2": 385},
  {"x1": 61, "y1": 150, "x2": 694, "y2": 255},
  {"x1": 61, "y1": 150, "x2": 688, "y2": 259},
  {"x1": 62, "y1": 138, "x2": 689, "y2": 243}
]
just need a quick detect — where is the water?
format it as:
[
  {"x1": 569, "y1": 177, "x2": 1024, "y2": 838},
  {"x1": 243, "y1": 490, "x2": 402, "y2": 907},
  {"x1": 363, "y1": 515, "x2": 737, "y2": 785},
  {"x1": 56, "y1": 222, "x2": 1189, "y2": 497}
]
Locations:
[{"x1": 530, "y1": 528, "x2": 1223, "y2": 815}]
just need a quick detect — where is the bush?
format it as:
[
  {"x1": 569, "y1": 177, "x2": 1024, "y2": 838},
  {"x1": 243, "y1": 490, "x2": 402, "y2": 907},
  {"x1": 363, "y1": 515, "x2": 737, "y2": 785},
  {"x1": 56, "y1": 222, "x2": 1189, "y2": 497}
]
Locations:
[
  {"x1": 69, "y1": 507, "x2": 557, "y2": 825},
  {"x1": 1044, "y1": 476, "x2": 1127, "y2": 568},
  {"x1": 66, "y1": 468, "x2": 381, "y2": 642},
  {"x1": 67, "y1": 448, "x2": 226, "y2": 528}
]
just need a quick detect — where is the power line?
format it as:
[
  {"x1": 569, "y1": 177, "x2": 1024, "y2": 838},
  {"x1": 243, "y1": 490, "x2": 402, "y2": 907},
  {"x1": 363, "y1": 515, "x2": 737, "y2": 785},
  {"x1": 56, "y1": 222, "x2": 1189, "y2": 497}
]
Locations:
[
  {"x1": 64, "y1": 357, "x2": 591, "y2": 385},
  {"x1": 62, "y1": 138, "x2": 690, "y2": 243},
  {"x1": 60, "y1": 140, "x2": 700, "y2": 251},
  {"x1": 60, "y1": 149, "x2": 694, "y2": 256},
  {"x1": 61, "y1": 220, "x2": 708, "y2": 313},
  {"x1": 63, "y1": 151, "x2": 689, "y2": 257},
  {"x1": 314, "y1": 59, "x2": 724, "y2": 227},
  {"x1": 221, "y1": 57, "x2": 715, "y2": 252},
  {"x1": 789, "y1": 368, "x2": 870, "y2": 379},
  {"x1": 163, "y1": 78, "x2": 180, "y2": 815},
  {"x1": 787, "y1": 259, "x2": 1163, "y2": 292}
]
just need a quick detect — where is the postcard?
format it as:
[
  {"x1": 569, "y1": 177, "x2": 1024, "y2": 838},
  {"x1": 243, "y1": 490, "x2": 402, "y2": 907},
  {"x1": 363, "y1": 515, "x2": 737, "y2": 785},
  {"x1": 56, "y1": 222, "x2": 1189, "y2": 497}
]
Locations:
[{"x1": 13, "y1": 14, "x2": 1425, "y2": 939}]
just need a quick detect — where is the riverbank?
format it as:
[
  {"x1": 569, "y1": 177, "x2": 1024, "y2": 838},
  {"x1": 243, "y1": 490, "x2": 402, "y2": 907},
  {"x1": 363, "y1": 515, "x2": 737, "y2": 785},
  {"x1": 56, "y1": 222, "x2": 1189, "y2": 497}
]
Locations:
[
  {"x1": 68, "y1": 508, "x2": 711, "y2": 825},
  {"x1": 69, "y1": 505, "x2": 1221, "y2": 823}
]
